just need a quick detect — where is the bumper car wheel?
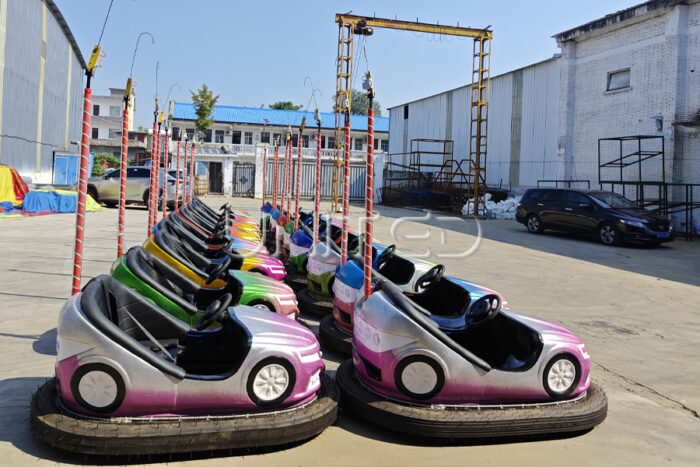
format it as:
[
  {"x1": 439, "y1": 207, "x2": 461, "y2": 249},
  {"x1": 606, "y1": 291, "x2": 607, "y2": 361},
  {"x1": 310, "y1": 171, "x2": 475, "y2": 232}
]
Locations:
[
  {"x1": 318, "y1": 315, "x2": 352, "y2": 355},
  {"x1": 247, "y1": 357, "x2": 296, "y2": 406},
  {"x1": 543, "y1": 354, "x2": 581, "y2": 399},
  {"x1": 336, "y1": 359, "x2": 607, "y2": 440},
  {"x1": 394, "y1": 355, "x2": 445, "y2": 400},
  {"x1": 70, "y1": 363, "x2": 125, "y2": 414}
]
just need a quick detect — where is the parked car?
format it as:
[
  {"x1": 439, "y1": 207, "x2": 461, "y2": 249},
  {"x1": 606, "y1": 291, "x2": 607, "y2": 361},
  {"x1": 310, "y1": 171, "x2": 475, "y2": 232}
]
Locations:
[
  {"x1": 87, "y1": 166, "x2": 180, "y2": 209},
  {"x1": 515, "y1": 188, "x2": 673, "y2": 246}
]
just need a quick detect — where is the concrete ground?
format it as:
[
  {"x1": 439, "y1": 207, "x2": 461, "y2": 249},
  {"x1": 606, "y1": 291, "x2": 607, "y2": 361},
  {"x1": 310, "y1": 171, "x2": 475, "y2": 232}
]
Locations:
[{"x1": 0, "y1": 196, "x2": 698, "y2": 466}]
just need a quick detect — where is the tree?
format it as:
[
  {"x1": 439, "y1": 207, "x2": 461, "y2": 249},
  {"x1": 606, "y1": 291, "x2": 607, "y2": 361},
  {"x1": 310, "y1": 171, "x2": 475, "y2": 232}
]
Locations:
[
  {"x1": 91, "y1": 152, "x2": 120, "y2": 176},
  {"x1": 269, "y1": 101, "x2": 302, "y2": 111},
  {"x1": 190, "y1": 83, "x2": 219, "y2": 142},
  {"x1": 334, "y1": 90, "x2": 382, "y2": 116}
]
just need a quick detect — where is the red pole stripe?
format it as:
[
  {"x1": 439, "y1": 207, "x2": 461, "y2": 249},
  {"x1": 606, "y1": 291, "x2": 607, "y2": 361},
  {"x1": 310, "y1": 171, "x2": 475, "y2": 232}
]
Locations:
[
  {"x1": 364, "y1": 108, "x2": 374, "y2": 299},
  {"x1": 272, "y1": 145, "x2": 279, "y2": 207},
  {"x1": 294, "y1": 134, "x2": 302, "y2": 231},
  {"x1": 71, "y1": 87, "x2": 92, "y2": 295},
  {"x1": 262, "y1": 144, "x2": 267, "y2": 205},
  {"x1": 147, "y1": 121, "x2": 157, "y2": 235},
  {"x1": 189, "y1": 144, "x2": 195, "y2": 202},
  {"x1": 340, "y1": 116, "x2": 351, "y2": 264},
  {"x1": 282, "y1": 143, "x2": 289, "y2": 215},
  {"x1": 162, "y1": 131, "x2": 169, "y2": 219},
  {"x1": 117, "y1": 106, "x2": 128, "y2": 258},
  {"x1": 153, "y1": 126, "x2": 162, "y2": 220},
  {"x1": 313, "y1": 129, "x2": 321, "y2": 244},
  {"x1": 175, "y1": 140, "x2": 181, "y2": 209},
  {"x1": 183, "y1": 141, "x2": 189, "y2": 204}
]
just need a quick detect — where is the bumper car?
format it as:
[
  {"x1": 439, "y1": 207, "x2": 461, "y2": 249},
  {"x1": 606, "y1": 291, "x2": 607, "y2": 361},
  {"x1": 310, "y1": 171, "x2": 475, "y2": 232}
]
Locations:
[
  {"x1": 336, "y1": 279, "x2": 607, "y2": 439},
  {"x1": 176, "y1": 205, "x2": 262, "y2": 243},
  {"x1": 32, "y1": 275, "x2": 337, "y2": 455},
  {"x1": 144, "y1": 228, "x2": 286, "y2": 284},
  {"x1": 321, "y1": 246, "x2": 507, "y2": 353},
  {"x1": 111, "y1": 246, "x2": 299, "y2": 323}
]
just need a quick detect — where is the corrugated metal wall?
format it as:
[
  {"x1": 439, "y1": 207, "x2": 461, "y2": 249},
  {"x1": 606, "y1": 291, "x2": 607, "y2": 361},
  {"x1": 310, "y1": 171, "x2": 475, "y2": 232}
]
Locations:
[
  {"x1": 388, "y1": 58, "x2": 561, "y2": 188},
  {"x1": 0, "y1": 0, "x2": 84, "y2": 180},
  {"x1": 265, "y1": 161, "x2": 365, "y2": 200}
]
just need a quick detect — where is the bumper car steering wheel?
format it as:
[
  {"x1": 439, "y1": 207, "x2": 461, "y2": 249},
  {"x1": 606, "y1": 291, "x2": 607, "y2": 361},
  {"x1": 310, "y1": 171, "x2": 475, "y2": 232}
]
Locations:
[
  {"x1": 466, "y1": 294, "x2": 501, "y2": 326},
  {"x1": 415, "y1": 264, "x2": 445, "y2": 292},
  {"x1": 196, "y1": 293, "x2": 233, "y2": 330},
  {"x1": 205, "y1": 256, "x2": 232, "y2": 285}
]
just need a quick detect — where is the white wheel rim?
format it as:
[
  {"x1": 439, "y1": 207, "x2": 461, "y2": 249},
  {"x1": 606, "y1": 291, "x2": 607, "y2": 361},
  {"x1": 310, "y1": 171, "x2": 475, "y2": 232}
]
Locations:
[
  {"x1": 528, "y1": 217, "x2": 539, "y2": 231},
  {"x1": 547, "y1": 359, "x2": 577, "y2": 394},
  {"x1": 78, "y1": 370, "x2": 118, "y2": 408},
  {"x1": 401, "y1": 361, "x2": 438, "y2": 395},
  {"x1": 253, "y1": 303, "x2": 271, "y2": 311},
  {"x1": 253, "y1": 363, "x2": 289, "y2": 401}
]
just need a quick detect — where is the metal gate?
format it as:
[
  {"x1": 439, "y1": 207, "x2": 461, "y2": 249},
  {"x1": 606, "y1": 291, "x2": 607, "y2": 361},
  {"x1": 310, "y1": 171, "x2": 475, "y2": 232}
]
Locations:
[
  {"x1": 232, "y1": 163, "x2": 255, "y2": 197},
  {"x1": 265, "y1": 160, "x2": 365, "y2": 200}
]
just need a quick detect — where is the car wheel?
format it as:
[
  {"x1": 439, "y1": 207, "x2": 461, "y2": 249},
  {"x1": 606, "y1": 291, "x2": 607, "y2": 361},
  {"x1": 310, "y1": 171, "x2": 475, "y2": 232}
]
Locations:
[
  {"x1": 247, "y1": 357, "x2": 296, "y2": 406},
  {"x1": 598, "y1": 222, "x2": 619, "y2": 245},
  {"x1": 87, "y1": 186, "x2": 98, "y2": 202},
  {"x1": 103, "y1": 201, "x2": 118, "y2": 208},
  {"x1": 70, "y1": 363, "x2": 125, "y2": 413},
  {"x1": 394, "y1": 355, "x2": 445, "y2": 400},
  {"x1": 248, "y1": 299, "x2": 274, "y2": 312},
  {"x1": 543, "y1": 354, "x2": 580, "y2": 399},
  {"x1": 526, "y1": 214, "x2": 543, "y2": 233}
]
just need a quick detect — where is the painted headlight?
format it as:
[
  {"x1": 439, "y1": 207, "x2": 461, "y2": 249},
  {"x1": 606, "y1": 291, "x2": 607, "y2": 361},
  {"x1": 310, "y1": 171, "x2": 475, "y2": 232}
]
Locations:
[
  {"x1": 307, "y1": 369, "x2": 321, "y2": 391},
  {"x1": 620, "y1": 219, "x2": 645, "y2": 228}
]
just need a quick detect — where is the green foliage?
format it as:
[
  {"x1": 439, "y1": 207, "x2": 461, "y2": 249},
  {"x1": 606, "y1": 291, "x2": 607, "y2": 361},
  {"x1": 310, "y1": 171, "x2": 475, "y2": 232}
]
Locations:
[
  {"x1": 269, "y1": 101, "x2": 302, "y2": 111},
  {"x1": 189, "y1": 84, "x2": 220, "y2": 141},
  {"x1": 92, "y1": 152, "x2": 121, "y2": 176},
  {"x1": 333, "y1": 90, "x2": 382, "y2": 116}
]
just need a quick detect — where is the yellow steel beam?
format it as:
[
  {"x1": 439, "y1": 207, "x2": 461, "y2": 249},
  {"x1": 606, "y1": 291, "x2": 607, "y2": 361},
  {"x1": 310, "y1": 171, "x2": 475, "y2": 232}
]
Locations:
[{"x1": 335, "y1": 14, "x2": 492, "y2": 39}]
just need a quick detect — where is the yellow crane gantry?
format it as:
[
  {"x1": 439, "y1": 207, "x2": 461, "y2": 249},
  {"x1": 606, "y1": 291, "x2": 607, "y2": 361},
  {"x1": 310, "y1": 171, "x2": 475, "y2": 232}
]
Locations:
[{"x1": 332, "y1": 14, "x2": 492, "y2": 215}]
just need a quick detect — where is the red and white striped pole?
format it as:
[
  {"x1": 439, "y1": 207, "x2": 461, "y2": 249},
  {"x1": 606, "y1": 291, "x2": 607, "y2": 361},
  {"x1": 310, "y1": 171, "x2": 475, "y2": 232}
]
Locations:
[
  {"x1": 153, "y1": 122, "x2": 162, "y2": 223},
  {"x1": 364, "y1": 106, "x2": 375, "y2": 299},
  {"x1": 183, "y1": 140, "x2": 189, "y2": 205},
  {"x1": 286, "y1": 140, "x2": 293, "y2": 217},
  {"x1": 313, "y1": 121, "x2": 322, "y2": 245},
  {"x1": 189, "y1": 143, "x2": 195, "y2": 202},
  {"x1": 117, "y1": 100, "x2": 129, "y2": 258},
  {"x1": 161, "y1": 128, "x2": 169, "y2": 219},
  {"x1": 175, "y1": 138, "x2": 181, "y2": 209},
  {"x1": 147, "y1": 119, "x2": 158, "y2": 235},
  {"x1": 294, "y1": 132, "x2": 302, "y2": 230},
  {"x1": 272, "y1": 143, "x2": 280, "y2": 208},
  {"x1": 282, "y1": 139, "x2": 290, "y2": 215},
  {"x1": 262, "y1": 143, "x2": 268, "y2": 205},
  {"x1": 70, "y1": 85, "x2": 93, "y2": 295},
  {"x1": 340, "y1": 112, "x2": 351, "y2": 265}
]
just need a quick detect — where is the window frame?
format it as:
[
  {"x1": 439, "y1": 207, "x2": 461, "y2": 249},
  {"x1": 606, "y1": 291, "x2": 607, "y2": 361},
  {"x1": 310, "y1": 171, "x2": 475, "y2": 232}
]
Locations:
[
  {"x1": 214, "y1": 130, "x2": 225, "y2": 143},
  {"x1": 606, "y1": 68, "x2": 631, "y2": 92},
  {"x1": 93, "y1": 104, "x2": 100, "y2": 116},
  {"x1": 244, "y1": 131, "x2": 253, "y2": 145},
  {"x1": 91, "y1": 128, "x2": 99, "y2": 139},
  {"x1": 261, "y1": 131, "x2": 270, "y2": 144}
]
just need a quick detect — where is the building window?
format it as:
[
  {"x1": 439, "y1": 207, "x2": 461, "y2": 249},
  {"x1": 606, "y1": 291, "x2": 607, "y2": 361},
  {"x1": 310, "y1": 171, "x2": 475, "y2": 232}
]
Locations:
[
  {"x1": 93, "y1": 105, "x2": 100, "y2": 116},
  {"x1": 354, "y1": 137, "x2": 363, "y2": 151},
  {"x1": 109, "y1": 105, "x2": 120, "y2": 117},
  {"x1": 374, "y1": 138, "x2": 379, "y2": 150},
  {"x1": 91, "y1": 128, "x2": 99, "y2": 139},
  {"x1": 171, "y1": 127, "x2": 180, "y2": 140},
  {"x1": 302, "y1": 135, "x2": 309, "y2": 148},
  {"x1": 232, "y1": 130, "x2": 241, "y2": 144},
  {"x1": 403, "y1": 105, "x2": 409, "y2": 119},
  {"x1": 327, "y1": 136, "x2": 336, "y2": 149},
  {"x1": 244, "y1": 131, "x2": 253, "y2": 145},
  {"x1": 108, "y1": 129, "x2": 120, "y2": 139},
  {"x1": 215, "y1": 130, "x2": 224, "y2": 143},
  {"x1": 261, "y1": 131, "x2": 270, "y2": 144},
  {"x1": 321, "y1": 136, "x2": 326, "y2": 148},
  {"x1": 204, "y1": 129, "x2": 212, "y2": 142},
  {"x1": 607, "y1": 69, "x2": 630, "y2": 91},
  {"x1": 272, "y1": 133, "x2": 281, "y2": 145},
  {"x1": 381, "y1": 140, "x2": 388, "y2": 152},
  {"x1": 185, "y1": 128, "x2": 194, "y2": 141}
]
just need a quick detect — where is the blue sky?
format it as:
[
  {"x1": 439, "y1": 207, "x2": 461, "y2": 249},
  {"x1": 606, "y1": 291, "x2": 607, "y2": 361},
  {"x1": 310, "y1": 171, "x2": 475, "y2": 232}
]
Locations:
[{"x1": 55, "y1": 0, "x2": 636, "y2": 129}]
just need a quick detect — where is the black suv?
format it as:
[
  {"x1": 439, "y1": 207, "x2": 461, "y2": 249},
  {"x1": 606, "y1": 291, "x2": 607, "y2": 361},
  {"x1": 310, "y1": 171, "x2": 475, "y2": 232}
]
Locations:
[{"x1": 515, "y1": 188, "x2": 673, "y2": 246}]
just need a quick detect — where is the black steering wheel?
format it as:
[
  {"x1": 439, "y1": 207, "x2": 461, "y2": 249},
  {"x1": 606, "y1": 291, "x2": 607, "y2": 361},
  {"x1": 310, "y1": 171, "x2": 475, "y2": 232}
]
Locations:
[
  {"x1": 466, "y1": 294, "x2": 502, "y2": 326},
  {"x1": 414, "y1": 264, "x2": 445, "y2": 292},
  {"x1": 219, "y1": 203, "x2": 230, "y2": 212},
  {"x1": 205, "y1": 256, "x2": 232, "y2": 285},
  {"x1": 196, "y1": 293, "x2": 233, "y2": 330},
  {"x1": 374, "y1": 245, "x2": 396, "y2": 270}
]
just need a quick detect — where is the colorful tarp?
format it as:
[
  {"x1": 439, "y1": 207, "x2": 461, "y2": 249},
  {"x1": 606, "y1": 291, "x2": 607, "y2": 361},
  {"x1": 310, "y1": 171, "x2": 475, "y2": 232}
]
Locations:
[
  {"x1": 22, "y1": 189, "x2": 103, "y2": 213},
  {"x1": 0, "y1": 164, "x2": 29, "y2": 207}
]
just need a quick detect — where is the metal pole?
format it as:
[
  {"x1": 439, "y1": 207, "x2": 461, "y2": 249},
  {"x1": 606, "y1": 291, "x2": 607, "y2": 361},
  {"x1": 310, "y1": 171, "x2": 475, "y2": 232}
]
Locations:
[
  {"x1": 161, "y1": 127, "x2": 169, "y2": 219},
  {"x1": 262, "y1": 143, "x2": 268, "y2": 205},
  {"x1": 183, "y1": 139, "x2": 189, "y2": 204},
  {"x1": 314, "y1": 124, "x2": 322, "y2": 245},
  {"x1": 294, "y1": 132, "x2": 302, "y2": 230},
  {"x1": 153, "y1": 122, "x2": 162, "y2": 222},
  {"x1": 189, "y1": 143, "x2": 195, "y2": 202},
  {"x1": 282, "y1": 139, "x2": 290, "y2": 214},
  {"x1": 272, "y1": 143, "x2": 279, "y2": 207},
  {"x1": 117, "y1": 99, "x2": 129, "y2": 257},
  {"x1": 147, "y1": 116, "x2": 158, "y2": 235},
  {"x1": 70, "y1": 82, "x2": 93, "y2": 295},
  {"x1": 340, "y1": 112, "x2": 351, "y2": 264},
  {"x1": 364, "y1": 105, "x2": 375, "y2": 299},
  {"x1": 175, "y1": 138, "x2": 181, "y2": 209}
]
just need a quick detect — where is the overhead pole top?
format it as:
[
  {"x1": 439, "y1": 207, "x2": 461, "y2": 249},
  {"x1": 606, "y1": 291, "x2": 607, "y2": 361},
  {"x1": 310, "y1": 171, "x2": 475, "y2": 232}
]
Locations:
[{"x1": 335, "y1": 14, "x2": 492, "y2": 39}]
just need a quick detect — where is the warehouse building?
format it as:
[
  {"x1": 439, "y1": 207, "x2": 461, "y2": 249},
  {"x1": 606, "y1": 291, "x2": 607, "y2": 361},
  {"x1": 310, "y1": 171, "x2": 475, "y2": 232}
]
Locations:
[
  {"x1": 0, "y1": 0, "x2": 85, "y2": 184},
  {"x1": 388, "y1": 0, "x2": 699, "y2": 228}
]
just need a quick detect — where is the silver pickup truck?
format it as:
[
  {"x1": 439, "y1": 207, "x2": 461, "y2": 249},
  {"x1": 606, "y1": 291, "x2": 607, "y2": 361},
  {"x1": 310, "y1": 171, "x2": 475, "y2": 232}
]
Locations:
[{"x1": 87, "y1": 166, "x2": 182, "y2": 210}]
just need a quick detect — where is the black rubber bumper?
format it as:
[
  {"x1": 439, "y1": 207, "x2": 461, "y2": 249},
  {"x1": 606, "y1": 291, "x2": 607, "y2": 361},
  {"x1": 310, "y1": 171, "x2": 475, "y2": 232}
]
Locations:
[
  {"x1": 297, "y1": 288, "x2": 334, "y2": 317},
  {"x1": 284, "y1": 266, "x2": 308, "y2": 293},
  {"x1": 31, "y1": 375, "x2": 339, "y2": 456},
  {"x1": 336, "y1": 359, "x2": 607, "y2": 440},
  {"x1": 319, "y1": 314, "x2": 353, "y2": 355}
]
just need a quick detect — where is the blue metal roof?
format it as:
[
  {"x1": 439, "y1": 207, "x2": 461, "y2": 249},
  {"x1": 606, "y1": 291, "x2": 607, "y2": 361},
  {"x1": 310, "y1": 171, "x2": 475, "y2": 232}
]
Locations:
[{"x1": 172, "y1": 103, "x2": 389, "y2": 133}]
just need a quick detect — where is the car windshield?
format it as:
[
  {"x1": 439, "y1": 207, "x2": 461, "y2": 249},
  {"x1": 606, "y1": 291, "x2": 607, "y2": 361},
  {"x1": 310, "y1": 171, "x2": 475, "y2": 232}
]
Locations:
[{"x1": 589, "y1": 192, "x2": 639, "y2": 209}]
